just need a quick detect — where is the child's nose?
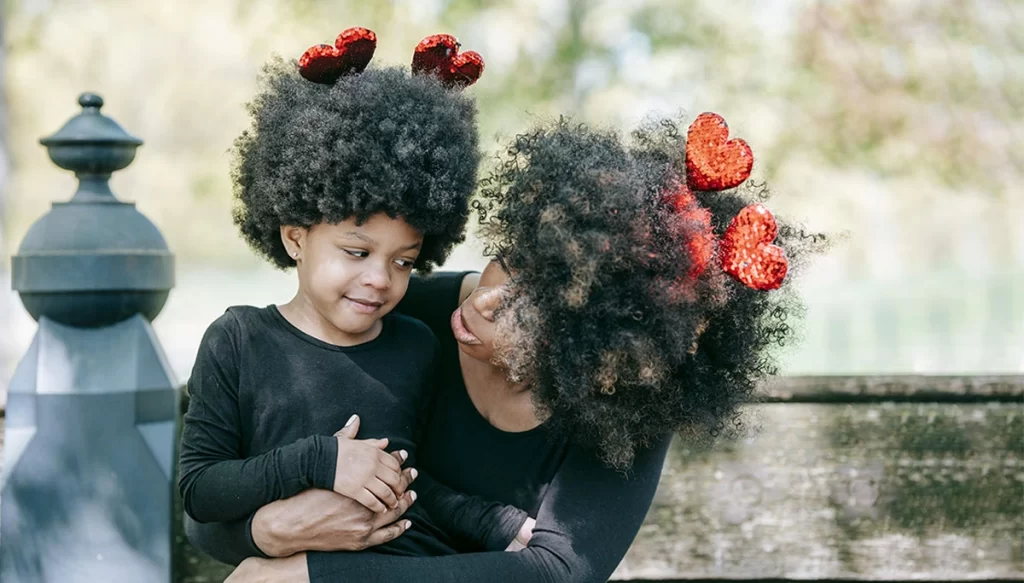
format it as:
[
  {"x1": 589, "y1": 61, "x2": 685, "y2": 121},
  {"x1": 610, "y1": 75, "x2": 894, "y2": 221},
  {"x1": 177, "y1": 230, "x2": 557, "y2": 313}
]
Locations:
[{"x1": 362, "y1": 264, "x2": 391, "y2": 290}]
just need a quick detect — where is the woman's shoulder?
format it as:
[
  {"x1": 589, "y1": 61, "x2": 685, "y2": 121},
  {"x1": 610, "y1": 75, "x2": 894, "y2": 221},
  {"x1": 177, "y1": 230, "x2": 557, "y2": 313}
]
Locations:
[
  {"x1": 397, "y1": 270, "x2": 477, "y2": 341},
  {"x1": 403, "y1": 271, "x2": 476, "y2": 309},
  {"x1": 386, "y1": 311, "x2": 438, "y2": 345}
]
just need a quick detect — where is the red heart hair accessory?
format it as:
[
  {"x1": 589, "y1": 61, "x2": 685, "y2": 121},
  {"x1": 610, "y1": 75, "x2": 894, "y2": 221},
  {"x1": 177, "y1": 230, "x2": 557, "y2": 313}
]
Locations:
[
  {"x1": 412, "y1": 34, "x2": 485, "y2": 88},
  {"x1": 665, "y1": 181, "x2": 716, "y2": 279},
  {"x1": 720, "y1": 204, "x2": 788, "y2": 290},
  {"x1": 298, "y1": 27, "x2": 377, "y2": 84},
  {"x1": 686, "y1": 112, "x2": 753, "y2": 191}
]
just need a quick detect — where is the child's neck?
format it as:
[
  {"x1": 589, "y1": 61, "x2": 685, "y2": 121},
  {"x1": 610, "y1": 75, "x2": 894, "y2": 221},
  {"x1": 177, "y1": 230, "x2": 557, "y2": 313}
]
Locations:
[{"x1": 278, "y1": 295, "x2": 382, "y2": 347}]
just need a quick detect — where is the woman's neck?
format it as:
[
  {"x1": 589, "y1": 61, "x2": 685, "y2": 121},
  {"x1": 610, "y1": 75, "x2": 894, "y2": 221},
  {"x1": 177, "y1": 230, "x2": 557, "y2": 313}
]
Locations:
[
  {"x1": 458, "y1": 349, "x2": 542, "y2": 432},
  {"x1": 460, "y1": 349, "x2": 514, "y2": 392}
]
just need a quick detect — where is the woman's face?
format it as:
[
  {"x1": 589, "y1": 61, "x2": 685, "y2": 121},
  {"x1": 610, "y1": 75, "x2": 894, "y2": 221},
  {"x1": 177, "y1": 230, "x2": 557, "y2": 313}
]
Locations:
[{"x1": 450, "y1": 260, "x2": 508, "y2": 362}]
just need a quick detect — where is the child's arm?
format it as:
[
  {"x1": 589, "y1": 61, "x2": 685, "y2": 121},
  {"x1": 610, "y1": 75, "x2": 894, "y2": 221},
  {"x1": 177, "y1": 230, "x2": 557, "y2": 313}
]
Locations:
[{"x1": 177, "y1": 312, "x2": 338, "y2": 523}]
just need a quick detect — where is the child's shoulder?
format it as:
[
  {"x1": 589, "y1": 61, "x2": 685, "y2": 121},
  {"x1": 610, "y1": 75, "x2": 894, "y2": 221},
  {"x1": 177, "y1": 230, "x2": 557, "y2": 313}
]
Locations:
[{"x1": 203, "y1": 305, "x2": 274, "y2": 340}]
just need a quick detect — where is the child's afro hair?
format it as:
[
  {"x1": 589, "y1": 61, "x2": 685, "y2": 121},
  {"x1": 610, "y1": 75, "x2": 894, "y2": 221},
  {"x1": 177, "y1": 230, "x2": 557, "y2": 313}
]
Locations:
[
  {"x1": 232, "y1": 58, "x2": 480, "y2": 271},
  {"x1": 475, "y1": 117, "x2": 827, "y2": 469}
]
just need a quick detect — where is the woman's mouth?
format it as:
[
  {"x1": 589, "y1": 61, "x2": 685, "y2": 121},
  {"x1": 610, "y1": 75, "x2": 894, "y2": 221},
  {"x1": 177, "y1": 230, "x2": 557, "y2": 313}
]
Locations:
[
  {"x1": 345, "y1": 296, "x2": 384, "y2": 315},
  {"x1": 450, "y1": 306, "x2": 482, "y2": 345}
]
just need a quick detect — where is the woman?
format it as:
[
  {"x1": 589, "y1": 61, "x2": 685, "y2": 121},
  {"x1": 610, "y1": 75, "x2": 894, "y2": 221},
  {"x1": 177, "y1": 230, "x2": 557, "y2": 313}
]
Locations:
[{"x1": 211, "y1": 117, "x2": 819, "y2": 582}]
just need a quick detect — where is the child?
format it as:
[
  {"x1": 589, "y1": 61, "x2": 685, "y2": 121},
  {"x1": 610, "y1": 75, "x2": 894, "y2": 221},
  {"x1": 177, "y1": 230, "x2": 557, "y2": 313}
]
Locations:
[{"x1": 178, "y1": 28, "x2": 513, "y2": 560}]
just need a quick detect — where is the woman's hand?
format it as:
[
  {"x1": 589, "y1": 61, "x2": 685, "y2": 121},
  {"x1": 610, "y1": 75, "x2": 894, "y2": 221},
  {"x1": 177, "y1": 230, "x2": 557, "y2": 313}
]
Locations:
[
  {"x1": 225, "y1": 554, "x2": 309, "y2": 583},
  {"x1": 252, "y1": 488, "x2": 415, "y2": 556},
  {"x1": 252, "y1": 437, "x2": 418, "y2": 557},
  {"x1": 504, "y1": 517, "x2": 536, "y2": 552},
  {"x1": 333, "y1": 415, "x2": 407, "y2": 512}
]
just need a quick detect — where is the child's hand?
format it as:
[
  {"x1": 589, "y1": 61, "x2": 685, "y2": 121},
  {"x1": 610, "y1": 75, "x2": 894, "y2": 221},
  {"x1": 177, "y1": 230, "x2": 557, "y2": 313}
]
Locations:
[{"x1": 332, "y1": 415, "x2": 407, "y2": 513}]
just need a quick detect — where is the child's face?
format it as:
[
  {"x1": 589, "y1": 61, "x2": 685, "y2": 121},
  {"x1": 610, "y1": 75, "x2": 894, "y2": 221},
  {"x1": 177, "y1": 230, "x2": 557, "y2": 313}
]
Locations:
[{"x1": 285, "y1": 213, "x2": 423, "y2": 344}]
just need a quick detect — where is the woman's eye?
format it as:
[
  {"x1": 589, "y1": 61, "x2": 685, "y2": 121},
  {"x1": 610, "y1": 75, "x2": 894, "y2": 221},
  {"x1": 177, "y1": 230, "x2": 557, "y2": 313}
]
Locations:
[{"x1": 344, "y1": 249, "x2": 369, "y2": 258}]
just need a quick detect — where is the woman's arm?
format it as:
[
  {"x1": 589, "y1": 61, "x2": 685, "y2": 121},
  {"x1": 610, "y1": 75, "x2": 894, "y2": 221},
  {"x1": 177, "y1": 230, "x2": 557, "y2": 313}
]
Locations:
[
  {"x1": 395, "y1": 271, "x2": 478, "y2": 340},
  {"x1": 300, "y1": 436, "x2": 671, "y2": 583},
  {"x1": 190, "y1": 471, "x2": 525, "y2": 564},
  {"x1": 188, "y1": 438, "x2": 525, "y2": 561},
  {"x1": 184, "y1": 514, "x2": 259, "y2": 565},
  {"x1": 411, "y1": 326, "x2": 529, "y2": 552},
  {"x1": 178, "y1": 313, "x2": 338, "y2": 523},
  {"x1": 413, "y1": 470, "x2": 528, "y2": 551},
  {"x1": 185, "y1": 487, "x2": 417, "y2": 565}
]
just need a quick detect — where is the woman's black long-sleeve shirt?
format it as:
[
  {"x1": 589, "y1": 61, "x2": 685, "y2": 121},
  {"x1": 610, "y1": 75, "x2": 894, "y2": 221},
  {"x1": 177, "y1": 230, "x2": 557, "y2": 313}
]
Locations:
[{"x1": 306, "y1": 272, "x2": 671, "y2": 582}]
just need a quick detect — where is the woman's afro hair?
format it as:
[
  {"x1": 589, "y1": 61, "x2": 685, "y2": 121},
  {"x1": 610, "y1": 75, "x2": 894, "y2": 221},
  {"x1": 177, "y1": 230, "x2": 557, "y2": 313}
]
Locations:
[
  {"x1": 475, "y1": 117, "x2": 827, "y2": 469},
  {"x1": 231, "y1": 58, "x2": 480, "y2": 271}
]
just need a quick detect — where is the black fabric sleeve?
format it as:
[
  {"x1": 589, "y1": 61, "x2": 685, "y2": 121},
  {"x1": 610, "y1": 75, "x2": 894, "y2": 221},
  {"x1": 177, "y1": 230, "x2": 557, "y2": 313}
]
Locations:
[
  {"x1": 396, "y1": 271, "x2": 476, "y2": 339},
  {"x1": 182, "y1": 513, "x2": 266, "y2": 566},
  {"x1": 410, "y1": 329, "x2": 528, "y2": 552},
  {"x1": 305, "y1": 436, "x2": 672, "y2": 583},
  {"x1": 177, "y1": 312, "x2": 338, "y2": 523},
  {"x1": 414, "y1": 471, "x2": 529, "y2": 552}
]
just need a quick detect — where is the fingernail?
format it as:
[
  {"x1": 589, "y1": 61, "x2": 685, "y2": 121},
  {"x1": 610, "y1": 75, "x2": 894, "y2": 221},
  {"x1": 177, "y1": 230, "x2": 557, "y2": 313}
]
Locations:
[
  {"x1": 404, "y1": 520, "x2": 412, "y2": 529},
  {"x1": 344, "y1": 414, "x2": 357, "y2": 427},
  {"x1": 411, "y1": 469, "x2": 418, "y2": 480},
  {"x1": 409, "y1": 491, "x2": 417, "y2": 502},
  {"x1": 400, "y1": 450, "x2": 408, "y2": 461}
]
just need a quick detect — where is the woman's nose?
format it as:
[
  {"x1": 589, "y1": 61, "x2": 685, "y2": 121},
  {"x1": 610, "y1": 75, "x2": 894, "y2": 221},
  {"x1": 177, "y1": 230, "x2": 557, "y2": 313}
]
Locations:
[{"x1": 471, "y1": 287, "x2": 505, "y2": 321}]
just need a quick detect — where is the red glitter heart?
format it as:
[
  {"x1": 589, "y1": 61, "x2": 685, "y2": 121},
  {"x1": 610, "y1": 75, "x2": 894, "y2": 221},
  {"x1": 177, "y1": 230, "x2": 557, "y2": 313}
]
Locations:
[
  {"x1": 412, "y1": 34, "x2": 460, "y2": 75},
  {"x1": 685, "y1": 112, "x2": 753, "y2": 191},
  {"x1": 299, "y1": 27, "x2": 377, "y2": 84},
  {"x1": 442, "y1": 51, "x2": 485, "y2": 88},
  {"x1": 720, "y1": 204, "x2": 788, "y2": 290},
  {"x1": 412, "y1": 34, "x2": 484, "y2": 88},
  {"x1": 665, "y1": 181, "x2": 716, "y2": 279}
]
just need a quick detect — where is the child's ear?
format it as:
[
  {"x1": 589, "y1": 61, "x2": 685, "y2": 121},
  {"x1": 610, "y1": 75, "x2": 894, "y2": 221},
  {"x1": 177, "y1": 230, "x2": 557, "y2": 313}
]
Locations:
[{"x1": 280, "y1": 225, "x2": 307, "y2": 261}]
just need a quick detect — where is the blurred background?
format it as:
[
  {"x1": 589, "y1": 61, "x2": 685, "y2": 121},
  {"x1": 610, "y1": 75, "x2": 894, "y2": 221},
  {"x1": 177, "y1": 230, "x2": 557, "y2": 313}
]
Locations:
[{"x1": 1, "y1": 0, "x2": 1022, "y2": 398}]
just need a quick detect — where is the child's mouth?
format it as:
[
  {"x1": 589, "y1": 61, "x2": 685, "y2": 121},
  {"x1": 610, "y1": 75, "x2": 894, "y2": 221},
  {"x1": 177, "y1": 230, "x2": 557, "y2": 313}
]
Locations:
[{"x1": 345, "y1": 296, "x2": 384, "y2": 314}]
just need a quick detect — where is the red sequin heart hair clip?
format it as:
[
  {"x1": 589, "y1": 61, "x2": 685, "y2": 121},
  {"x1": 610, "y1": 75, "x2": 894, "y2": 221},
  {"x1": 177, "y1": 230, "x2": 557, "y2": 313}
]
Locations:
[
  {"x1": 720, "y1": 203, "x2": 788, "y2": 291},
  {"x1": 664, "y1": 179, "x2": 716, "y2": 280},
  {"x1": 411, "y1": 34, "x2": 485, "y2": 88},
  {"x1": 299, "y1": 27, "x2": 377, "y2": 84},
  {"x1": 685, "y1": 112, "x2": 753, "y2": 191},
  {"x1": 666, "y1": 112, "x2": 789, "y2": 290}
]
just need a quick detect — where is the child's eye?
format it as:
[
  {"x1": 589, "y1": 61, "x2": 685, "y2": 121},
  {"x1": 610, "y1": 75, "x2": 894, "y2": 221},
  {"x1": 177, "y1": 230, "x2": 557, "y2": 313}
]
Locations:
[
  {"x1": 394, "y1": 258, "x2": 416, "y2": 270},
  {"x1": 344, "y1": 249, "x2": 369, "y2": 258}
]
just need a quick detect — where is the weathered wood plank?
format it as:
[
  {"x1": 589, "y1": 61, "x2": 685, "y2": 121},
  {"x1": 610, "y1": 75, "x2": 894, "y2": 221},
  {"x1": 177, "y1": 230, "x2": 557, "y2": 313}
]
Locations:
[
  {"x1": 613, "y1": 402, "x2": 1023, "y2": 580},
  {"x1": 760, "y1": 375, "x2": 1024, "y2": 402}
]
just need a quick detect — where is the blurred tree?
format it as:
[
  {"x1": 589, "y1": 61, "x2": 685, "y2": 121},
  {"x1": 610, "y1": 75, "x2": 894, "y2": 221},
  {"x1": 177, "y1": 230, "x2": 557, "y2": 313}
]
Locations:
[
  {"x1": 781, "y1": 0, "x2": 1022, "y2": 196},
  {"x1": 1, "y1": 0, "x2": 1019, "y2": 268}
]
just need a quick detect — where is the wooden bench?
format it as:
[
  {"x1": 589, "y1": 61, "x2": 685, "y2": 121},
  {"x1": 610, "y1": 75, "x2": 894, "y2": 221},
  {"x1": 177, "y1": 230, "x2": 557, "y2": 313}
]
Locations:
[{"x1": 2, "y1": 375, "x2": 1021, "y2": 582}]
